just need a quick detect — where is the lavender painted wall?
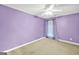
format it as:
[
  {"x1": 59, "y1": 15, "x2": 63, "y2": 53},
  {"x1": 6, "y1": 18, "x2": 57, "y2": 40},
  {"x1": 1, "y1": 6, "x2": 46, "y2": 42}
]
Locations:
[
  {"x1": 54, "y1": 13, "x2": 79, "y2": 43},
  {"x1": 0, "y1": 5, "x2": 45, "y2": 51}
]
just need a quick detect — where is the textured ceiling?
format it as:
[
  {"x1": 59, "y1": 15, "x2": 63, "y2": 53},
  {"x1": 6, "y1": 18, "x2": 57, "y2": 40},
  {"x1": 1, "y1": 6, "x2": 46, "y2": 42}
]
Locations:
[{"x1": 4, "y1": 4, "x2": 79, "y2": 19}]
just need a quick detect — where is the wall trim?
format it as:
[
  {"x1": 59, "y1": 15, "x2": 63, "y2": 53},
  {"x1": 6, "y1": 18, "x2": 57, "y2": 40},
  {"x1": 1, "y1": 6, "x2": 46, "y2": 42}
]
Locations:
[
  {"x1": 4, "y1": 37, "x2": 46, "y2": 52},
  {"x1": 58, "y1": 39, "x2": 79, "y2": 46}
]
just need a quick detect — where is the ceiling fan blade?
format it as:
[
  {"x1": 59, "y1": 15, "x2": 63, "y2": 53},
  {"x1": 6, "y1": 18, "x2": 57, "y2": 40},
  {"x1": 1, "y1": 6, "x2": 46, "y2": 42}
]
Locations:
[
  {"x1": 43, "y1": 4, "x2": 51, "y2": 10},
  {"x1": 43, "y1": 4, "x2": 61, "y2": 12},
  {"x1": 50, "y1": 9, "x2": 62, "y2": 12},
  {"x1": 46, "y1": 4, "x2": 55, "y2": 11}
]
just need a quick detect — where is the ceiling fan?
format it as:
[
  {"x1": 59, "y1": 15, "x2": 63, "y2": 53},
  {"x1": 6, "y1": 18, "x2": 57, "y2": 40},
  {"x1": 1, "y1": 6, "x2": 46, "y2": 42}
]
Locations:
[{"x1": 36, "y1": 4, "x2": 62, "y2": 18}]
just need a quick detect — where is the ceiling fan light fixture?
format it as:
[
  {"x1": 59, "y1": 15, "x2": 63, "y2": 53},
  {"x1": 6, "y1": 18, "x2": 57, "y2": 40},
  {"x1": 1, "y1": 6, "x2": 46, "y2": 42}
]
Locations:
[{"x1": 43, "y1": 11, "x2": 53, "y2": 16}]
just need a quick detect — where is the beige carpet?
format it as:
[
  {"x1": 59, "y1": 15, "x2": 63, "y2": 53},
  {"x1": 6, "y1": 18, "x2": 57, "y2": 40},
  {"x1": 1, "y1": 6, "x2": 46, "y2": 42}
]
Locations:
[{"x1": 7, "y1": 38, "x2": 79, "y2": 55}]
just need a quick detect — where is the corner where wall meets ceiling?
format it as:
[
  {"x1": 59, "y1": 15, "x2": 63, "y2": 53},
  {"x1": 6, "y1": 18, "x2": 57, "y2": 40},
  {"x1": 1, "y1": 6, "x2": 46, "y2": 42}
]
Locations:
[{"x1": 4, "y1": 4, "x2": 79, "y2": 19}]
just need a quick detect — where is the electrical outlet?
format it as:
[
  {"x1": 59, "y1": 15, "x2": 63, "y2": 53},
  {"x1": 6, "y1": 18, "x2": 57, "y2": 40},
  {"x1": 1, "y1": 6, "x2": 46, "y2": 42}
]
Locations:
[{"x1": 70, "y1": 38, "x2": 72, "y2": 40}]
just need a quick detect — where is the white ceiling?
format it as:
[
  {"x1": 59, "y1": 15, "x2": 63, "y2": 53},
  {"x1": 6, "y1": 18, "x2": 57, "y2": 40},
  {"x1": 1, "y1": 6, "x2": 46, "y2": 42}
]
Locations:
[{"x1": 4, "y1": 4, "x2": 79, "y2": 19}]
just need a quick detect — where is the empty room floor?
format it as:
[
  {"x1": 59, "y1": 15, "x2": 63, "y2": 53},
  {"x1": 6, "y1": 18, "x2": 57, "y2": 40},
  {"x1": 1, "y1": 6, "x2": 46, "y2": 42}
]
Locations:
[{"x1": 7, "y1": 38, "x2": 79, "y2": 55}]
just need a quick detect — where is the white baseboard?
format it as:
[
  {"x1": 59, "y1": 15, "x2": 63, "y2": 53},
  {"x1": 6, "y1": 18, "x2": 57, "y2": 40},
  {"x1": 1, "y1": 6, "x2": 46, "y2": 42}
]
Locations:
[
  {"x1": 4, "y1": 37, "x2": 46, "y2": 52},
  {"x1": 58, "y1": 39, "x2": 79, "y2": 46},
  {"x1": 4, "y1": 37, "x2": 78, "y2": 52}
]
